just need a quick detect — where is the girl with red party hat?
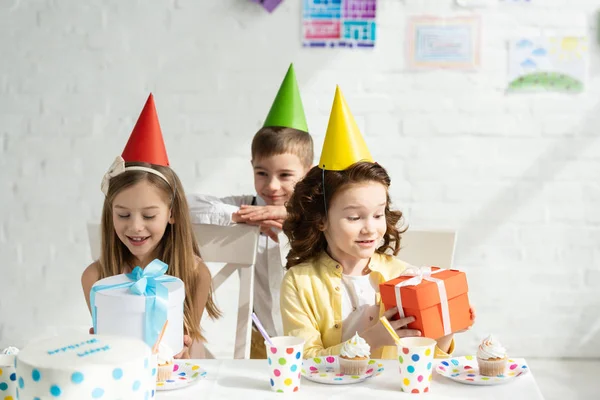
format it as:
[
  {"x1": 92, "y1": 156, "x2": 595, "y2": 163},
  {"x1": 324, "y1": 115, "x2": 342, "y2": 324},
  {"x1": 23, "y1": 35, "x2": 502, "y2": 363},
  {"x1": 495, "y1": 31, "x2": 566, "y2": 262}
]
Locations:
[{"x1": 81, "y1": 94, "x2": 220, "y2": 359}]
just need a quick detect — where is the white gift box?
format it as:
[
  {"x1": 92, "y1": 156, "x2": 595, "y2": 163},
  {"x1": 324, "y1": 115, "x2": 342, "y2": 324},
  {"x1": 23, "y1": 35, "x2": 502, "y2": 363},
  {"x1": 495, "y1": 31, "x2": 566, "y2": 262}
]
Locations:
[{"x1": 92, "y1": 273, "x2": 185, "y2": 355}]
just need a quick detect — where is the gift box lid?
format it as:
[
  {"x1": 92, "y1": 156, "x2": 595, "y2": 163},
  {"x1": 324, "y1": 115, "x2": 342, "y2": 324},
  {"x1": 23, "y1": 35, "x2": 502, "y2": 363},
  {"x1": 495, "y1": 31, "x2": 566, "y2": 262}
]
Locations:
[
  {"x1": 92, "y1": 273, "x2": 185, "y2": 312},
  {"x1": 381, "y1": 267, "x2": 468, "y2": 310}
]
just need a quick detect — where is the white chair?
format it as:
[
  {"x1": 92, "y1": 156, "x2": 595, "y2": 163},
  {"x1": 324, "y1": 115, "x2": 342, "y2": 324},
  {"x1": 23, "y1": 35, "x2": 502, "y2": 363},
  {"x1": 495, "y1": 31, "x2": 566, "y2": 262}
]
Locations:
[
  {"x1": 398, "y1": 229, "x2": 457, "y2": 270},
  {"x1": 192, "y1": 223, "x2": 259, "y2": 359},
  {"x1": 86, "y1": 222, "x2": 260, "y2": 359}
]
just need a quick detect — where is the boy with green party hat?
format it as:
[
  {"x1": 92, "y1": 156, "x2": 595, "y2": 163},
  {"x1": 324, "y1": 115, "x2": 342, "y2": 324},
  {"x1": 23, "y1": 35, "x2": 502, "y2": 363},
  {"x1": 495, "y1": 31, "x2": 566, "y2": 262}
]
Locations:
[{"x1": 188, "y1": 63, "x2": 314, "y2": 358}]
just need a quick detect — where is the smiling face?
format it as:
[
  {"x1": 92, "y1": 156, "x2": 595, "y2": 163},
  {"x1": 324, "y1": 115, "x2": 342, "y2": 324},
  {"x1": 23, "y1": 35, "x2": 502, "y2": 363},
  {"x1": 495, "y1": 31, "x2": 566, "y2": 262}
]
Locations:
[
  {"x1": 252, "y1": 152, "x2": 309, "y2": 206},
  {"x1": 322, "y1": 181, "x2": 388, "y2": 267},
  {"x1": 112, "y1": 180, "x2": 173, "y2": 266}
]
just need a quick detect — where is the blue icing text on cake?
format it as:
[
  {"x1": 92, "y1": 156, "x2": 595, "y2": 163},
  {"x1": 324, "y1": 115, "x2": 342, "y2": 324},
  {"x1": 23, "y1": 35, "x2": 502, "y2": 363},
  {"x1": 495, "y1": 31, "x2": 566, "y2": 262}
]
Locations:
[{"x1": 46, "y1": 338, "x2": 112, "y2": 357}]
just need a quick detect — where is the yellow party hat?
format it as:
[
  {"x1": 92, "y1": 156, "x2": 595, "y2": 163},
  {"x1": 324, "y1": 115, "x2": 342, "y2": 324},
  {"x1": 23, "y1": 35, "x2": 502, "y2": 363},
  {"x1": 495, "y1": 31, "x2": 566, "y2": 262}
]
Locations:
[{"x1": 319, "y1": 86, "x2": 373, "y2": 171}]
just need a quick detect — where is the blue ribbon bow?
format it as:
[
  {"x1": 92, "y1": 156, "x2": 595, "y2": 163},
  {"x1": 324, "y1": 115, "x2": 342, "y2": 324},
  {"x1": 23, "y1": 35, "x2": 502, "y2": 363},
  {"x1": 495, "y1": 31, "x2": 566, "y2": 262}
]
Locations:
[{"x1": 90, "y1": 259, "x2": 177, "y2": 347}]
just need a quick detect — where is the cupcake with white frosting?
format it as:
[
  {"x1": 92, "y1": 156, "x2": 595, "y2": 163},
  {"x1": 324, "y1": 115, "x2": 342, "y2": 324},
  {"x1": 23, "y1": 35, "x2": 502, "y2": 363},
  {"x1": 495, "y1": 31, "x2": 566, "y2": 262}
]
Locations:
[
  {"x1": 339, "y1": 332, "x2": 370, "y2": 375},
  {"x1": 156, "y1": 342, "x2": 175, "y2": 382},
  {"x1": 476, "y1": 334, "x2": 508, "y2": 377}
]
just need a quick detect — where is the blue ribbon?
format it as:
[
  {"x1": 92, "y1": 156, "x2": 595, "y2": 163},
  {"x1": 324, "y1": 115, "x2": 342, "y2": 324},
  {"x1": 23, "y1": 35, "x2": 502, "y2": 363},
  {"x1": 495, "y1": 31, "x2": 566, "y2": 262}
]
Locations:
[{"x1": 90, "y1": 259, "x2": 177, "y2": 347}]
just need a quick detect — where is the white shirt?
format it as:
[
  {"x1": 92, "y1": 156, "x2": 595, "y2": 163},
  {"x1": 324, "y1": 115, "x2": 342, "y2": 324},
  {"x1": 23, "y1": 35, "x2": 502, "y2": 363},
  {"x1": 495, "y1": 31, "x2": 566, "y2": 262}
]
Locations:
[
  {"x1": 340, "y1": 273, "x2": 380, "y2": 342},
  {"x1": 187, "y1": 193, "x2": 286, "y2": 337}
]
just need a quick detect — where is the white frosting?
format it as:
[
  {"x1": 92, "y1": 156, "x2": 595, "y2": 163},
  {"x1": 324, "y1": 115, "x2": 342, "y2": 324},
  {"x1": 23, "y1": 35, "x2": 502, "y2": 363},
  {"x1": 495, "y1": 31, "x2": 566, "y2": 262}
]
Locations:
[
  {"x1": 91, "y1": 273, "x2": 185, "y2": 355},
  {"x1": 340, "y1": 332, "x2": 370, "y2": 358},
  {"x1": 16, "y1": 334, "x2": 157, "y2": 400},
  {"x1": 477, "y1": 334, "x2": 507, "y2": 360},
  {"x1": 157, "y1": 342, "x2": 174, "y2": 365},
  {"x1": 1, "y1": 346, "x2": 19, "y2": 355}
]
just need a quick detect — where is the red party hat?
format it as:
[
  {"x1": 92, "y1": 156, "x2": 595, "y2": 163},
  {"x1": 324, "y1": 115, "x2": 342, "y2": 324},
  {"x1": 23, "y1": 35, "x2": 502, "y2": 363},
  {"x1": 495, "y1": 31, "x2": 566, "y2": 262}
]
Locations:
[{"x1": 121, "y1": 93, "x2": 169, "y2": 166}]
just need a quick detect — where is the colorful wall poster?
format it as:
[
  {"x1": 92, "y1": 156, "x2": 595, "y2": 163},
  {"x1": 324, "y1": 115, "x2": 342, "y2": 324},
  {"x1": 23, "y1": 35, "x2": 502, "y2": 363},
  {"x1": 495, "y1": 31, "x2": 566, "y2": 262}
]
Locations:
[
  {"x1": 302, "y1": 0, "x2": 377, "y2": 48},
  {"x1": 508, "y1": 37, "x2": 587, "y2": 93}
]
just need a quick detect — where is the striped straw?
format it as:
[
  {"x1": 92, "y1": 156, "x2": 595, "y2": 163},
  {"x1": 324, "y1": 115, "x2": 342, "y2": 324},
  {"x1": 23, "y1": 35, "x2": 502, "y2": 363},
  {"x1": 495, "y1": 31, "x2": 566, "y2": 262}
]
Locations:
[
  {"x1": 380, "y1": 316, "x2": 401, "y2": 344},
  {"x1": 251, "y1": 313, "x2": 273, "y2": 346}
]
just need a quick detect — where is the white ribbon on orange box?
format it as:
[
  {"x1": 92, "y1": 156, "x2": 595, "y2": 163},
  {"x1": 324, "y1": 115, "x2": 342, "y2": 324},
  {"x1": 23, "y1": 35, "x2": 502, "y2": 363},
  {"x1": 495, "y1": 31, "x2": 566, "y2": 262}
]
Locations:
[{"x1": 394, "y1": 266, "x2": 452, "y2": 336}]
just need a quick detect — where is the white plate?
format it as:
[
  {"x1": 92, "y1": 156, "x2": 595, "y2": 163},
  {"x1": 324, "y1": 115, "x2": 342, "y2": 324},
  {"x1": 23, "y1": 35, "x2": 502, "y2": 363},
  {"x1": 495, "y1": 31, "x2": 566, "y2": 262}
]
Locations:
[
  {"x1": 435, "y1": 356, "x2": 529, "y2": 386},
  {"x1": 301, "y1": 356, "x2": 384, "y2": 385},
  {"x1": 156, "y1": 361, "x2": 207, "y2": 391}
]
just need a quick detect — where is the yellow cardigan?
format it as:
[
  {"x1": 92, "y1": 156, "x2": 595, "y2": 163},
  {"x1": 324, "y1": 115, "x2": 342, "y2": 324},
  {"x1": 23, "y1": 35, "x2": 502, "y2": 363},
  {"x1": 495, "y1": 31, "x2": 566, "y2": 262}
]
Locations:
[{"x1": 280, "y1": 251, "x2": 454, "y2": 359}]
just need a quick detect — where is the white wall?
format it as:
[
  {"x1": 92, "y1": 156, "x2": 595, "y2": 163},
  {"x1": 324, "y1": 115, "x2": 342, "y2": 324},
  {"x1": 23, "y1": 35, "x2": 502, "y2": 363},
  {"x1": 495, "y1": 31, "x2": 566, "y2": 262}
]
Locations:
[{"x1": 1, "y1": 0, "x2": 599, "y2": 359}]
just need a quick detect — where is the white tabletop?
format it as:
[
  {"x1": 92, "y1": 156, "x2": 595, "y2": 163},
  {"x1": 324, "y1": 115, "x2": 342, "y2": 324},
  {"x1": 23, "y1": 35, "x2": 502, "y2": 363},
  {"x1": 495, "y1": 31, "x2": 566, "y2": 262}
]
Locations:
[{"x1": 156, "y1": 359, "x2": 545, "y2": 399}]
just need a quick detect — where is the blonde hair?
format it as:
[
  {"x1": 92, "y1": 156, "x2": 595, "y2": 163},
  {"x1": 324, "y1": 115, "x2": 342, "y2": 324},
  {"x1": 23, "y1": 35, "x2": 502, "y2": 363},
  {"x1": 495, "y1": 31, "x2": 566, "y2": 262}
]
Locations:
[
  {"x1": 99, "y1": 162, "x2": 220, "y2": 341},
  {"x1": 251, "y1": 126, "x2": 314, "y2": 168}
]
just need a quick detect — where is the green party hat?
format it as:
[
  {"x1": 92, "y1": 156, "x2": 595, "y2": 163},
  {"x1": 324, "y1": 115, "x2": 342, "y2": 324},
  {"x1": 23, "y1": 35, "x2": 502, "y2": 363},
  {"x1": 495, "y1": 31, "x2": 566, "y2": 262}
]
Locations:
[{"x1": 263, "y1": 63, "x2": 309, "y2": 132}]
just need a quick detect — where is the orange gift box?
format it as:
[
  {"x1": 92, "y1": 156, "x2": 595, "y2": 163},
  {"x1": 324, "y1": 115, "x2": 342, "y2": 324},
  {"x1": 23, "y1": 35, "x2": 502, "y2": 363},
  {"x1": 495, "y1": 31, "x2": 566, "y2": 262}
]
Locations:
[{"x1": 379, "y1": 267, "x2": 471, "y2": 339}]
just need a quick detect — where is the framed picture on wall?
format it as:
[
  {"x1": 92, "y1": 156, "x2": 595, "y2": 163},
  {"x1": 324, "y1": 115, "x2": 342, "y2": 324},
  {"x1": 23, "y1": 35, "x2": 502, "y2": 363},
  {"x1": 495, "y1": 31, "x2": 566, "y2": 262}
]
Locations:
[
  {"x1": 406, "y1": 15, "x2": 482, "y2": 70},
  {"x1": 507, "y1": 37, "x2": 587, "y2": 93}
]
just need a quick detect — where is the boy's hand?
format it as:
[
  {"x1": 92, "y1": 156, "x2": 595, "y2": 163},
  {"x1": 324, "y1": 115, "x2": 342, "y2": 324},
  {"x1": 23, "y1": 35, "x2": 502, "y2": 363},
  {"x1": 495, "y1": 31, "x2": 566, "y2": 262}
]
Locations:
[
  {"x1": 260, "y1": 225, "x2": 280, "y2": 242},
  {"x1": 257, "y1": 220, "x2": 284, "y2": 242},
  {"x1": 232, "y1": 205, "x2": 286, "y2": 242},
  {"x1": 235, "y1": 205, "x2": 287, "y2": 223}
]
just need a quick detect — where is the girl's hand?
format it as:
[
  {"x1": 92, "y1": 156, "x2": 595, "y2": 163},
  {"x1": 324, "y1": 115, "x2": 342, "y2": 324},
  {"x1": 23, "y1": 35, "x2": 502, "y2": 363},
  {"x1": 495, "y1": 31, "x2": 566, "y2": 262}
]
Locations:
[
  {"x1": 456, "y1": 305, "x2": 476, "y2": 334},
  {"x1": 382, "y1": 307, "x2": 422, "y2": 338},
  {"x1": 362, "y1": 307, "x2": 421, "y2": 349},
  {"x1": 89, "y1": 327, "x2": 94, "y2": 334},
  {"x1": 174, "y1": 335, "x2": 192, "y2": 359}
]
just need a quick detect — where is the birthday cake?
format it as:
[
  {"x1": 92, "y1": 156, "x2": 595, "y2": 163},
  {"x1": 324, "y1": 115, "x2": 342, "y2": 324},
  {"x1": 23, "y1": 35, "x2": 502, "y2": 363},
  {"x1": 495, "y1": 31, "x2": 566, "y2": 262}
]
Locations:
[{"x1": 16, "y1": 334, "x2": 156, "y2": 400}]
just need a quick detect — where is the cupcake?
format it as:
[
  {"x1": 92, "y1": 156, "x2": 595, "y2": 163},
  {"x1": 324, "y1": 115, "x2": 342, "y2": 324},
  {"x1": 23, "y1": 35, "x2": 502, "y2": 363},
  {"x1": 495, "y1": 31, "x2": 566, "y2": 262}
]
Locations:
[
  {"x1": 339, "y1": 332, "x2": 371, "y2": 375},
  {"x1": 156, "y1": 342, "x2": 174, "y2": 382},
  {"x1": 477, "y1": 334, "x2": 508, "y2": 377}
]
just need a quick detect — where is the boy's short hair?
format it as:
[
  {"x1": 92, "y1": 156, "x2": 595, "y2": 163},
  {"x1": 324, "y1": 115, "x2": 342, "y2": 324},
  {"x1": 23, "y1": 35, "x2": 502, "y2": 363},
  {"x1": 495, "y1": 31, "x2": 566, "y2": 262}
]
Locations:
[{"x1": 251, "y1": 126, "x2": 314, "y2": 168}]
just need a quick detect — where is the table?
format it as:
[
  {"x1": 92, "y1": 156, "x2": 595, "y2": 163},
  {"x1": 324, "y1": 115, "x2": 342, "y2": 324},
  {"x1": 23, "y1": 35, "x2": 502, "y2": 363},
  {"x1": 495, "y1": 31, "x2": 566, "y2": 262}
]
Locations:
[{"x1": 156, "y1": 359, "x2": 545, "y2": 399}]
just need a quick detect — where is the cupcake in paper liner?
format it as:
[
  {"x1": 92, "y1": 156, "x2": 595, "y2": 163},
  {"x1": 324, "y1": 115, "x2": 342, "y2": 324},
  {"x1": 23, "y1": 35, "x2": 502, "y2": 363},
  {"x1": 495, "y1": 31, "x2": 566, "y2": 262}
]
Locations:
[
  {"x1": 339, "y1": 332, "x2": 371, "y2": 375},
  {"x1": 156, "y1": 342, "x2": 175, "y2": 382},
  {"x1": 476, "y1": 334, "x2": 507, "y2": 377}
]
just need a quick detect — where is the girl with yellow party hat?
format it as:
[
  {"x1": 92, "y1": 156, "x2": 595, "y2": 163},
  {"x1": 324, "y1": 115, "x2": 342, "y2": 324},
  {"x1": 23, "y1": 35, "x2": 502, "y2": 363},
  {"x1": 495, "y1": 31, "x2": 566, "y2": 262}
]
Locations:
[{"x1": 281, "y1": 87, "x2": 462, "y2": 360}]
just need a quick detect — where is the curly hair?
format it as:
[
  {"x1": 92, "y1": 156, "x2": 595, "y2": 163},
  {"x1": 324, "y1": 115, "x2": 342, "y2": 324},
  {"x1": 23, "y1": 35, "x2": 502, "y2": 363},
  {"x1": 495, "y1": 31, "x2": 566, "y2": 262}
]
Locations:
[{"x1": 283, "y1": 161, "x2": 406, "y2": 269}]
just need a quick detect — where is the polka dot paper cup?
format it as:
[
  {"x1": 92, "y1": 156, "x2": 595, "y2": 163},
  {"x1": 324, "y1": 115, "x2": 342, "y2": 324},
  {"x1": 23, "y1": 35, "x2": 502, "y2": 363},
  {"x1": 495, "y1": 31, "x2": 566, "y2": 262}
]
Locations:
[
  {"x1": 265, "y1": 336, "x2": 305, "y2": 393},
  {"x1": 0, "y1": 355, "x2": 17, "y2": 399},
  {"x1": 397, "y1": 337, "x2": 436, "y2": 394}
]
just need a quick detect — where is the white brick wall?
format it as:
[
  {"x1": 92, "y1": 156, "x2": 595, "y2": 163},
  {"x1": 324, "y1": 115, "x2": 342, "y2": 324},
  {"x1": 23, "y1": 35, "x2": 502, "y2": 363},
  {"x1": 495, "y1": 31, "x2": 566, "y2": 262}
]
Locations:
[{"x1": 1, "y1": 0, "x2": 599, "y2": 358}]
